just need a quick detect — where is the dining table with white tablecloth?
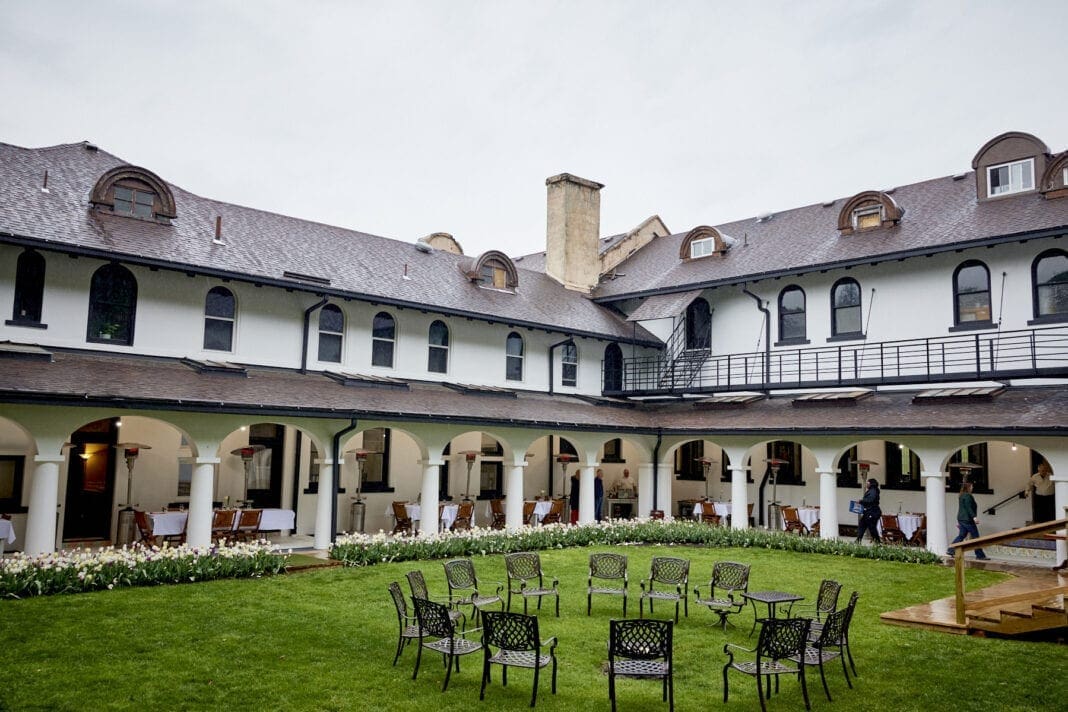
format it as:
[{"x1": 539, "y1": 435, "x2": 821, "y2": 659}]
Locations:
[
  {"x1": 0, "y1": 518, "x2": 15, "y2": 554},
  {"x1": 149, "y1": 508, "x2": 295, "y2": 536},
  {"x1": 691, "y1": 501, "x2": 732, "y2": 518},
  {"x1": 877, "y1": 513, "x2": 923, "y2": 540},
  {"x1": 402, "y1": 502, "x2": 460, "y2": 530},
  {"x1": 527, "y1": 500, "x2": 553, "y2": 523}
]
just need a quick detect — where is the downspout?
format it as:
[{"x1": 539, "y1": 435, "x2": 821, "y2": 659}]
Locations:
[
  {"x1": 300, "y1": 295, "x2": 329, "y2": 374},
  {"x1": 742, "y1": 284, "x2": 770, "y2": 394},
  {"x1": 330, "y1": 416, "x2": 359, "y2": 543},
  {"x1": 651, "y1": 428, "x2": 662, "y2": 516},
  {"x1": 547, "y1": 336, "x2": 575, "y2": 395}
]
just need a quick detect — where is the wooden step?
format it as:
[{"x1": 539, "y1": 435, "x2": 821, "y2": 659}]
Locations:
[{"x1": 966, "y1": 594, "x2": 1067, "y2": 634}]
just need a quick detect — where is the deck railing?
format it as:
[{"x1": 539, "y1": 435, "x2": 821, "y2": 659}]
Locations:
[{"x1": 605, "y1": 324, "x2": 1068, "y2": 395}]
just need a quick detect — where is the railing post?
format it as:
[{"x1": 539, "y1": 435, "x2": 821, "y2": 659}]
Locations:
[
  {"x1": 726, "y1": 354, "x2": 731, "y2": 389},
  {"x1": 925, "y1": 338, "x2": 930, "y2": 379},
  {"x1": 955, "y1": 552, "x2": 966, "y2": 625},
  {"x1": 974, "y1": 334, "x2": 981, "y2": 379},
  {"x1": 880, "y1": 342, "x2": 885, "y2": 380},
  {"x1": 837, "y1": 345, "x2": 842, "y2": 384},
  {"x1": 1030, "y1": 330, "x2": 1037, "y2": 372}
]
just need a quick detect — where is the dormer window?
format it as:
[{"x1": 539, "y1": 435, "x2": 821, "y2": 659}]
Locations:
[
  {"x1": 690, "y1": 237, "x2": 715, "y2": 259},
  {"x1": 480, "y1": 260, "x2": 509, "y2": 289},
  {"x1": 113, "y1": 184, "x2": 156, "y2": 218},
  {"x1": 837, "y1": 191, "x2": 903, "y2": 235},
  {"x1": 461, "y1": 251, "x2": 519, "y2": 291},
  {"x1": 987, "y1": 158, "x2": 1034, "y2": 197}
]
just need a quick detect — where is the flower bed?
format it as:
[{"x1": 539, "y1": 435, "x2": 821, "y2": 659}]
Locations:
[
  {"x1": 0, "y1": 541, "x2": 289, "y2": 599},
  {"x1": 330, "y1": 518, "x2": 941, "y2": 566}
]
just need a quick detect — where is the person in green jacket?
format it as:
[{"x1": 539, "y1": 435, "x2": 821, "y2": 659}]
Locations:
[{"x1": 947, "y1": 482, "x2": 988, "y2": 559}]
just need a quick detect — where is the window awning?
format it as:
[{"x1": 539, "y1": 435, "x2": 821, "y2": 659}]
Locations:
[{"x1": 626, "y1": 289, "x2": 705, "y2": 322}]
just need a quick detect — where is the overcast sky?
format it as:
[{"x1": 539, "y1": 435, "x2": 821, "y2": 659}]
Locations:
[{"x1": 3, "y1": 1, "x2": 1067, "y2": 258}]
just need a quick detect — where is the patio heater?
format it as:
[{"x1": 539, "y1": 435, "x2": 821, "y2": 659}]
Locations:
[
  {"x1": 765, "y1": 458, "x2": 789, "y2": 531},
  {"x1": 230, "y1": 444, "x2": 265, "y2": 507},
  {"x1": 113, "y1": 442, "x2": 152, "y2": 546},
  {"x1": 344, "y1": 449, "x2": 371, "y2": 533},
  {"x1": 948, "y1": 461, "x2": 982, "y2": 485},
  {"x1": 459, "y1": 450, "x2": 480, "y2": 503},
  {"x1": 850, "y1": 459, "x2": 879, "y2": 482},
  {"x1": 695, "y1": 456, "x2": 719, "y2": 500}
]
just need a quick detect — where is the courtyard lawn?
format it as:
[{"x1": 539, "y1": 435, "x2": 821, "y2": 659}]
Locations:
[{"x1": 0, "y1": 545, "x2": 1063, "y2": 712}]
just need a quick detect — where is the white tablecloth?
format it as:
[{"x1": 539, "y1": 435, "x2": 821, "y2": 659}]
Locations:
[
  {"x1": 404, "y1": 503, "x2": 460, "y2": 529},
  {"x1": 897, "y1": 514, "x2": 923, "y2": 540},
  {"x1": 692, "y1": 502, "x2": 732, "y2": 518},
  {"x1": 528, "y1": 500, "x2": 553, "y2": 523},
  {"x1": 149, "y1": 508, "x2": 295, "y2": 536},
  {"x1": 0, "y1": 519, "x2": 15, "y2": 544},
  {"x1": 798, "y1": 507, "x2": 820, "y2": 530}
]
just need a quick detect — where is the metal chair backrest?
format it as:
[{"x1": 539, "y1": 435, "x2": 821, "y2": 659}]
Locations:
[
  {"x1": 406, "y1": 570, "x2": 430, "y2": 600},
  {"x1": 815, "y1": 579, "x2": 842, "y2": 617},
  {"x1": 389, "y1": 581, "x2": 410, "y2": 622},
  {"x1": 758, "y1": 617, "x2": 810, "y2": 663},
  {"x1": 482, "y1": 610, "x2": 540, "y2": 652},
  {"x1": 711, "y1": 561, "x2": 750, "y2": 596},
  {"x1": 813, "y1": 605, "x2": 848, "y2": 648},
  {"x1": 505, "y1": 552, "x2": 544, "y2": 585},
  {"x1": 649, "y1": 556, "x2": 689, "y2": 586},
  {"x1": 412, "y1": 596, "x2": 455, "y2": 640},
  {"x1": 609, "y1": 618, "x2": 672, "y2": 661},
  {"x1": 444, "y1": 558, "x2": 480, "y2": 597},
  {"x1": 590, "y1": 552, "x2": 628, "y2": 581}
]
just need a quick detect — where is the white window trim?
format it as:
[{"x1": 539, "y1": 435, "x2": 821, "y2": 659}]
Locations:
[
  {"x1": 986, "y1": 157, "x2": 1035, "y2": 197},
  {"x1": 690, "y1": 237, "x2": 715, "y2": 258},
  {"x1": 851, "y1": 205, "x2": 883, "y2": 230}
]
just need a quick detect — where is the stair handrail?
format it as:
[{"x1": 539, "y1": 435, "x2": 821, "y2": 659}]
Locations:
[
  {"x1": 983, "y1": 489, "x2": 1027, "y2": 516},
  {"x1": 952, "y1": 515, "x2": 1068, "y2": 625}
]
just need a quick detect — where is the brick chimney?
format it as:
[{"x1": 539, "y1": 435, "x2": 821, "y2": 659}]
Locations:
[{"x1": 545, "y1": 173, "x2": 603, "y2": 293}]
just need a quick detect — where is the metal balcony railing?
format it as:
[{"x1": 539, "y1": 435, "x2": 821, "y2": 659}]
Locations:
[{"x1": 601, "y1": 324, "x2": 1068, "y2": 396}]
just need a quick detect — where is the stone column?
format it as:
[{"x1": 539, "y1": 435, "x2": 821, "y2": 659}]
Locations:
[
  {"x1": 25, "y1": 456, "x2": 63, "y2": 555},
  {"x1": 420, "y1": 461, "x2": 442, "y2": 536},
  {"x1": 1051, "y1": 472, "x2": 1068, "y2": 566},
  {"x1": 579, "y1": 465, "x2": 596, "y2": 525},
  {"x1": 637, "y1": 463, "x2": 654, "y2": 518},
  {"x1": 656, "y1": 462, "x2": 674, "y2": 520},
  {"x1": 923, "y1": 469, "x2": 948, "y2": 555},
  {"x1": 185, "y1": 458, "x2": 218, "y2": 548},
  {"x1": 817, "y1": 469, "x2": 839, "y2": 540},
  {"x1": 729, "y1": 467, "x2": 750, "y2": 530},
  {"x1": 506, "y1": 464, "x2": 526, "y2": 531},
  {"x1": 314, "y1": 459, "x2": 336, "y2": 550}
]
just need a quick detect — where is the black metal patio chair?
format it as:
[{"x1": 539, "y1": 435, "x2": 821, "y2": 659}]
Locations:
[
  {"x1": 693, "y1": 561, "x2": 751, "y2": 630},
  {"x1": 480, "y1": 610, "x2": 558, "y2": 707}
]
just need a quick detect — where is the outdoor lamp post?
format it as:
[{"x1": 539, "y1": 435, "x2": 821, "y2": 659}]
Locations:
[
  {"x1": 459, "y1": 450, "x2": 479, "y2": 502},
  {"x1": 114, "y1": 443, "x2": 152, "y2": 509},
  {"x1": 555, "y1": 453, "x2": 576, "y2": 500},
  {"x1": 948, "y1": 461, "x2": 982, "y2": 485},
  {"x1": 230, "y1": 444, "x2": 265, "y2": 506},
  {"x1": 345, "y1": 449, "x2": 371, "y2": 533},
  {"x1": 695, "y1": 456, "x2": 718, "y2": 499},
  {"x1": 766, "y1": 458, "x2": 788, "y2": 504},
  {"x1": 850, "y1": 459, "x2": 879, "y2": 481}
]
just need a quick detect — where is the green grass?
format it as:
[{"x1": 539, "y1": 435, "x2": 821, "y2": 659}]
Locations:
[{"x1": 0, "y1": 544, "x2": 1063, "y2": 711}]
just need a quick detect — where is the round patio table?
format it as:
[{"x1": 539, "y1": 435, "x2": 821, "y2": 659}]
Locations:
[{"x1": 741, "y1": 590, "x2": 805, "y2": 636}]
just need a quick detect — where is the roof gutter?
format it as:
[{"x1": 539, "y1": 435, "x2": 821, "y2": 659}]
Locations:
[
  {"x1": 330, "y1": 416, "x2": 359, "y2": 543},
  {"x1": 741, "y1": 284, "x2": 770, "y2": 394},
  {"x1": 300, "y1": 296, "x2": 329, "y2": 374},
  {"x1": 547, "y1": 336, "x2": 575, "y2": 395}
]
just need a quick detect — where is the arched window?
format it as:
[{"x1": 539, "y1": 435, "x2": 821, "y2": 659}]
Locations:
[
  {"x1": 203, "y1": 286, "x2": 236, "y2": 352},
  {"x1": 371, "y1": 312, "x2": 395, "y2": 368},
  {"x1": 505, "y1": 332, "x2": 524, "y2": 381},
  {"x1": 953, "y1": 260, "x2": 992, "y2": 325},
  {"x1": 1032, "y1": 249, "x2": 1068, "y2": 319},
  {"x1": 603, "y1": 343, "x2": 623, "y2": 392},
  {"x1": 11, "y1": 249, "x2": 45, "y2": 324},
  {"x1": 685, "y1": 297, "x2": 711, "y2": 350},
  {"x1": 87, "y1": 264, "x2": 137, "y2": 345},
  {"x1": 318, "y1": 304, "x2": 344, "y2": 363},
  {"x1": 830, "y1": 278, "x2": 862, "y2": 337},
  {"x1": 777, "y1": 286, "x2": 806, "y2": 342},
  {"x1": 561, "y1": 341, "x2": 578, "y2": 387},
  {"x1": 427, "y1": 320, "x2": 449, "y2": 373}
]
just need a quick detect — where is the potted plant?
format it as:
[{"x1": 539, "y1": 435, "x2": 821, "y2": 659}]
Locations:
[{"x1": 97, "y1": 321, "x2": 121, "y2": 339}]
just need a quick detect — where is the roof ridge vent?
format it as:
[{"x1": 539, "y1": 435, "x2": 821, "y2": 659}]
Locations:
[
  {"x1": 414, "y1": 242, "x2": 433, "y2": 253},
  {"x1": 821, "y1": 199, "x2": 836, "y2": 207},
  {"x1": 755, "y1": 212, "x2": 774, "y2": 223},
  {"x1": 952, "y1": 172, "x2": 969, "y2": 181}
]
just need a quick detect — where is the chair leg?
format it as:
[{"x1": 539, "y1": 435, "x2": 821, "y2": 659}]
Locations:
[
  {"x1": 442, "y1": 653, "x2": 454, "y2": 692},
  {"x1": 393, "y1": 635, "x2": 405, "y2": 666},
  {"x1": 668, "y1": 671, "x2": 674, "y2": 712},
  {"x1": 531, "y1": 665, "x2": 539, "y2": 707},
  {"x1": 412, "y1": 643, "x2": 423, "y2": 680},
  {"x1": 840, "y1": 648, "x2": 853, "y2": 688},
  {"x1": 609, "y1": 669, "x2": 617, "y2": 712},
  {"x1": 819, "y1": 659, "x2": 832, "y2": 701},
  {"x1": 480, "y1": 657, "x2": 490, "y2": 700},
  {"x1": 799, "y1": 665, "x2": 811, "y2": 711},
  {"x1": 551, "y1": 655, "x2": 558, "y2": 694},
  {"x1": 845, "y1": 638, "x2": 857, "y2": 676},
  {"x1": 622, "y1": 592, "x2": 627, "y2": 617},
  {"x1": 722, "y1": 665, "x2": 730, "y2": 703},
  {"x1": 587, "y1": 592, "x2": 592, "y2": 616},
  {"x1": 756, "y1": 674, "x2": 767, "y2": 712}
]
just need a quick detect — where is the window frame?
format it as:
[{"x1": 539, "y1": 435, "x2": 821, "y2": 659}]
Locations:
[
  {"x1": 317, "y1": 304, "x2": 344, "y2": 364},
  {"x1": 776, "y1": 285, "x2": 807, "y2": 345},
  {"x1": 986, "y1": 157, "x2": 1035, "y2": 197},
  {"x1": 851, "y1": 205, "x2": 883, "y2": 231},
  {"x1": 883, "y1": 442, "x2": 923, "y2": 491},
  {"x1": 0, "y1": 455, "x2": 26, "y2": 512},
  {"x1": 601, "y1": 438, "x2": 624, "y2": 463},
  {"x1": 427, "y1": 320, "x2": 449, "y2": 374},
  {"x1": 371, "y1": 311, "x2": 396, "y2": 368},
  {"x1": 505, "y1": 332, "x2": 524, "y2": 382},
  {"x1": 1030, "y1": 248, "x2": 1068, "y2": 323},
  {"x1": 674, "y1": 440, "x2": 705, "y2": 480},
  {"x1": 86, "y1": 263, "x2": 137, "y2": 346},
  {"x1": 951, "y1": 260, "x2": 993, "y2": 329},
  {"x1": 8, "y1": 249, "x2": 47, "y2": 328},
  {"x1": 203, "y1": 286, "x2": 236, "y2": 352},
  {"x1": 689, "y1": 237, "x2": 715, "y2": 259},
  {"x1": 829, "y1": 277, "x2": 863, "y2": 340},
  {"x1": 359, "y1": 427, "x2": 393, "y2": 492},
  {"x1": 561, "y1": 341, "x2": 578, "y2": 387},
  {"x1": 112, "y1": 182, "x2": 158, "y2": 219},
  {"x1": 947, "y1": 444, "x2": 991, "y2": 494}
]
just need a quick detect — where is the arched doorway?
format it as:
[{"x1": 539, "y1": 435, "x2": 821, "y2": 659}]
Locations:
[
  {"x1": 603, "y1": 342, "x2": 623, "y2": 392},
  {"x1": 685, "y1": 297, "x2": 711, "y2": 350}
]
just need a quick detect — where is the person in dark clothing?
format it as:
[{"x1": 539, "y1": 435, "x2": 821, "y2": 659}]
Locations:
[
  {"x1": 569, "y1": 471, "x2": 580, "y2": 525},
  {"x1": 854, "y1": 478, "x2": 882, "y2": 543},
  {"x1": 947, "y1": 482, "x2": 988, "y2": 559},
  {"x1": 594, "y1": 469, "x2": 605, "y2": 521}
]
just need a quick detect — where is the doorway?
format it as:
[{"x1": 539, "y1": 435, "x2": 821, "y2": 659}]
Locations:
[{"x1": 62, "y1": 418, "x2": 118, "y2": 541}]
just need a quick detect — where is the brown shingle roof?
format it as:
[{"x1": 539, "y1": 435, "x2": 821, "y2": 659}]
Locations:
[
  {"x1": 593, "y1": 172, "x2": 1068, "y2": 300},
  {"x1": 1, "y1": 349, "x2": 1063, "y2": 435},
  {"x1": 0, "y1": 142, "x2": 656, "y2": 345}
]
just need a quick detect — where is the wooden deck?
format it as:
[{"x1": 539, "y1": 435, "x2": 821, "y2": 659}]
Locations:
[{"x1": 881, "y1": 564, "x2": 1068, "y2": 635}]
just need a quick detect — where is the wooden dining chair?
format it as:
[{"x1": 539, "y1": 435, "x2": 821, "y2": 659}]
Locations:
[
  {"x1": 908, "y1": 514, "x2": 927, "y2": 547},
  {"x1": 782, "y1": 506, "x2": 809, "y2": 536},
  {"x1": 391, "y1": 501, "x2": 413, "y2": 536},
  {"x1": 234, "y1": 509, "x2": 263, "y2": 542},
  {"x1": 210, "y1": 509, "x2": 238, "y2": 544},
  {"x1": 133, "y1": 509, "x2": 161, "y2": 546},
  {"x1": 489, "y1": 499, "x2": 507, "y2": 529},
  {"x1": 539, "y1": 498, "x2": 565, "y2": 525},
  {"x1": 522, "y1": 501, "x2": 536, "y2": 526},
  {"x1": 451, "y1": 501, "x2": 473, "y2": 531},
  {"x1": 880, "y1": 514, "x2": 906, "y2": 544}
]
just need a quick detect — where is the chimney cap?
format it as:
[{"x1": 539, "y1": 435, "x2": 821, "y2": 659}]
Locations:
[{"x1": 546, "y1": 173, "x2": 604, "y2": 190}]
